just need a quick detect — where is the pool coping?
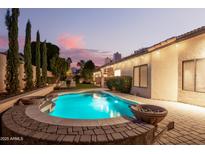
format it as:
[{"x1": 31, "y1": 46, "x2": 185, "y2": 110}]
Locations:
[
  {"x1": 26, "y1": 105, "x2": 132, "y2": 127},
  {"x1": 25, "y1": 89, "x2": 141, "y2": 127},
  {"x1": 2, "y1": 105, "x2": 156, "y2": 145}
]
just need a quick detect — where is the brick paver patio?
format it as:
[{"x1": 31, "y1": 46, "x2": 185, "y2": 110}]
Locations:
[
  {"x1": 2, "y1": 105, "x2": 157, "y2": 144},
  {"x1": 113, "y1": 92, "x2": 205, "y2": 145},
  {"x1": 2, "y1": 89, "x2": 205, "y2": 145}
]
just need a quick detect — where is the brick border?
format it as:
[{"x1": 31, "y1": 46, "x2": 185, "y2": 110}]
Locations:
[
  {"x1": 26, "y1": 105, "x2": 132, "y2": 127},
  {"x1": 1, "y1": 105, "x2": 155, "y2": 145}
]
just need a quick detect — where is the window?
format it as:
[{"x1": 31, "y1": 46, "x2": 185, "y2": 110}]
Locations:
[
  {"x1": 196, "y1": 59, "x2": 205, "y2": 92},
  {"x1": 133, "y1": 64, "x2": 148, "y2": 88},
  {"x1": 182, "y1": 60, "x2": 195, "y2": 91},
  {"x1": 114, "y1": 69, "x2": 121, "y2": 77},
  {"x1": 140, "y1": 65, "x2": 148, "y2": 87},
  {"x1": 133, "y1": 67, "x2": 140, "y2": 87},
  {"x1": 182, "y1": 58, "x2": 205, "y2": 93}
]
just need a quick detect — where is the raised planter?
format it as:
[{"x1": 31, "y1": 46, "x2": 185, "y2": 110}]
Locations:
[
  {"x1": 16, "y1": 96, "x2": 45, "y2": 105},
  {"x1": 0, "y1": 85, "x2": 55, "y2": 113},
  {"x1": 130, "y1": 104, "x2": 168, "y2": 126}
]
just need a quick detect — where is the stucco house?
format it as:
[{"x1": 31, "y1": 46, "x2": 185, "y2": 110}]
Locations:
[{"x1": 93, "y1": 26, "x2": 205, "y2": 107}]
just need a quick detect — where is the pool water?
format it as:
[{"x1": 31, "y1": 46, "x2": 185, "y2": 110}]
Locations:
[{"x1": 49, "y1": 91, "x2": 136, "y2": 119}]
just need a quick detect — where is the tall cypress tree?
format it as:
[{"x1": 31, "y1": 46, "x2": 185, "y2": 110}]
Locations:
[
  {"x1": 35, "y1": 31, "x2": 41, "y2": 87},
  {"x1": 5, "y1": 8, "x2": 20, "y2": 94},
  {"x1": 24, "y1": 20, "x2": 33, "y2": 90},
  {"x1": 42, "y1": 40, "x2": 47, "y2": 85}
]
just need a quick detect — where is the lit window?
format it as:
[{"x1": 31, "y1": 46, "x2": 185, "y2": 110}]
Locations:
[
  {"x1": 140, "y1": 65, "x2": 148, "y2": 87},
  {"x1": 183, "y1": 60, "x2": 195, "y2": 91},
  {"x1": 114, "y1": 69, "x2": 121, "y2": 76},
  {"x1": 196, "y1": 59, "x2": 205, "y2": 92},
  {"x1": 133, "y1": 67, "x2": 140, "y2": 87},
  {"x1": 182, "y1": 59, "x2": 205, "y2": 92},
  {"x1": 133, "y1": 65, "x2": 148, "y2": 88}
]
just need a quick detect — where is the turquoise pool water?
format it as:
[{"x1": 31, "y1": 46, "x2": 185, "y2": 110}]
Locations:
[{"x1": 49, "y1": 91, "x2": 136, "y2": 119}]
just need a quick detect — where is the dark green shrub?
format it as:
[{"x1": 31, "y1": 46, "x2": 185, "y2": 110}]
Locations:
[
  {"x1": 47, "y1": 77, "x2": 57, "y2": 84},
  {"x1": 106, "y1": 76, "x2": 132, "y2": 93},
  {"x1": 106, "y1": 78, "x2": 114, "y2": 90},
  {"x1": 73, "y1": 75, "x2": 80, "y2": 84},
  {"x1": 119, "y1": 76, "x2": 132, "y2": 93}
]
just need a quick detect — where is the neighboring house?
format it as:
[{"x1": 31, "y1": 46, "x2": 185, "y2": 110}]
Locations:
[
  {"x1": 0, "y1": 52, "x2": 54, "y2": 92},
  {"x1": 93, "y1": 26, "x2": 205, "y2": 107}
]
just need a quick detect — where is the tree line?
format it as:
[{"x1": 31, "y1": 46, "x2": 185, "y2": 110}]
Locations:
[
  {"x1": 4, "y1": 8, "x2": 71, "y2": 94},
  {"x1": 4, "y1": 8, "x2": 96, "y2": 94}
]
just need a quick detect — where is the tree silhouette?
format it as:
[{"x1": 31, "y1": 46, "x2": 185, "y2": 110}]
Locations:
[
  {"x1": 35, "y1": 30, "x2": 41, "y2": 87},
  {"x1": 42, "y1": 40, "x2": 47, "y2": 85},
  {"x1": 5, "y1": 8, "x2": 20, "y2": 94},
  {"x1": 23, "y1": 20, "x2": 33, "y2": 90}
]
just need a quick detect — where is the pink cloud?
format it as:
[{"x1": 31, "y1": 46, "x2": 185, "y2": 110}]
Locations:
[
  {"x1": 57, "y1": 33, "x2": 85, "y2": 49},
  {"x1": 60, "y1": 48, "x2": 112, "y2": 67},
  {"x1": 57, "y1": 33, "x2": 112, "y2": 67}
]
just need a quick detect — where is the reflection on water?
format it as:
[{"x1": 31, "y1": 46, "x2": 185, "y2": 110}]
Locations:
[
  {"x1": 92, "y1": 93, "x2": 121, "y2": 118},
  {"x1": 49, "y1": 91, "x2": 135, "y2": 119}
]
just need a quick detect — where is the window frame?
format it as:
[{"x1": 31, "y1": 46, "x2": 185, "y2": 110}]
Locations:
[
  {"x1": 133, "y1": 64, "x2": 148, "y2": 88},
  {"x1": 196, "y1": 58, "x2": 205, "y2": 93},
  {"x1": 182, "y1": 59, "x2": 196, "y2": 92},
  {"x1": 133, "y1": 66, "x2": 140, "y2": 87},
  {"x1": 182, "y1": 58, "x2": 205, "y2": 93}
]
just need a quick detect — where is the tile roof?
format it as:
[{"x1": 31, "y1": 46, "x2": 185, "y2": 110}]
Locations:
[{"x1": 98, "y1": 26, "x2": 205, "y2": 70}]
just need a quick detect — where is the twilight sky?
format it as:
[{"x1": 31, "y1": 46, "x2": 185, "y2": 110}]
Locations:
[{"x1": 1, "y1": 8, "x2": 205, "y2": 67}]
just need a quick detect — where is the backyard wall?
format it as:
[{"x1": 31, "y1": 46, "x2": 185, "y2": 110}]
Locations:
[
  {"x1": 19, "y1": 63, "x2": 25, "y2": 90},
  {"x1": 178, "y1": 33, "x2": 205, "y2": 107},
  {"x1": 0, "y1": 53, "x2": 54, "y2": 92},
  {"x1": 151, "y1": 44, "x2": 178, "y2": 101},
  {"x1": 0, "y1": 54, "x2": 7, "y2": 92}
]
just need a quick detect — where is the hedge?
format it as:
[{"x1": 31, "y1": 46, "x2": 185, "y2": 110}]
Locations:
[
  {"x1": 106, "y1": 76, "x2": 132, "y2": 93},
  {"x1": 47, "y1": 77, "x2": 57, "y2": 84}
]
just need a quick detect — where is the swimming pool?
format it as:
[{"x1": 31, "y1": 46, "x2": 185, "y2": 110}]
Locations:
[{"x1": 49, "y1": 91, "x2": 136, "y2": 119}]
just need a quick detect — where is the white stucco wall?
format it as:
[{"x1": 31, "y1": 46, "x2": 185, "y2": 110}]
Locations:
[
  {"x1": 102, "y1": 54, "x2": 152, "y2": 97},
  {"x1": 151, "y1": 44, "x2": 178, "y2": 101},
  {"x1": 96, "y1": 32, "x2": 205, "y2": 107},
  {"x1": 178, "y1": 34, "x2": 205, "y2": 107},
  {"x1": 111, "y1": 54, "x2": 151, "y2": 77}
]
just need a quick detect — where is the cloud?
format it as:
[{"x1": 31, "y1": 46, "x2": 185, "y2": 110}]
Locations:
[
  {"x1": 57, "y1": 33, "x2": 85, "y2": 49},
  {"x1": 60, "y1": 48, "x2": 112, "y2": 67},
  {"x1": 57, "y1": 33, "x2": 112, "y2": 67},
  {"x1": 0, "y1": 35, "x2": 25, "y2": 51}
]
